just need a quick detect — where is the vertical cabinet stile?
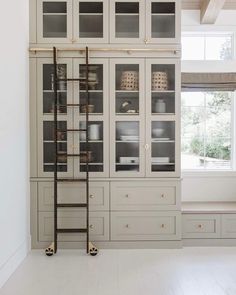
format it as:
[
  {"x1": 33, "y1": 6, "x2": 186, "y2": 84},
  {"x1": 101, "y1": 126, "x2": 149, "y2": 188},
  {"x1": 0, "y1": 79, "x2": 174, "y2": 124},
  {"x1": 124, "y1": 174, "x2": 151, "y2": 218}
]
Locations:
[
  {"x1": 37, "y1": 58, "x2": 74, "y2": 178},
  {"x1": 73, "y1": 58, "x2": 109, "y2": 178}
]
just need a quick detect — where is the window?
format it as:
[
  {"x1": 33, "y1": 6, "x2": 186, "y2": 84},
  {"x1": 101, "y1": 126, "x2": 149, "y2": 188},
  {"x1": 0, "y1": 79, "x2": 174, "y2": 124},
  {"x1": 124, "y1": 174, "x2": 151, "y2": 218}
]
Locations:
[
  {"x1": 182, "y1": 33, "x2": 233, "y2": 60},
  {"x1": 181, "y1": 91, "x2": 233, "y2": 170}
]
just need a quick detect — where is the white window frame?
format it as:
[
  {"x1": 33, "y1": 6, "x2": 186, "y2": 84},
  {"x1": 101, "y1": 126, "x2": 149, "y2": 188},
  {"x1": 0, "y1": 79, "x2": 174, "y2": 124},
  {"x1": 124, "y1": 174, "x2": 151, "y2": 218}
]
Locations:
[{"x1": 181, "y1": 31, "x2": 236, "y2": 176}]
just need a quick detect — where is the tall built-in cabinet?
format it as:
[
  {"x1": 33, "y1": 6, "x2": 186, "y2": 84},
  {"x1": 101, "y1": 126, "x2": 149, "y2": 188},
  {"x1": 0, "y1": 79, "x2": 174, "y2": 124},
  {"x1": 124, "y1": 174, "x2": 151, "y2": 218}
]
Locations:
[{"x1": 30, "y1": 0, "x2": 182, "y2": 248}]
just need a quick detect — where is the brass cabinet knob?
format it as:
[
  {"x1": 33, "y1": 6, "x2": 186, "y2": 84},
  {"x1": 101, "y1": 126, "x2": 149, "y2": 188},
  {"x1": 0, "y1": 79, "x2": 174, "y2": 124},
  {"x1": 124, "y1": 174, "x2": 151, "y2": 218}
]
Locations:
[
  {"x1": 198, "y1": 224, "x2": 203, "y2": 229},
  {"x1": 125, "y1": 224, "x2": 129, "y2": 228},
  {"x1": 89, "y1": 224, "x2": 94, "y2": 229},
  {"x1": 125, "y1": 194, "x2": 129, "y2": 198},
  {"x1": 144, "y1": 38, "x2": 149, "y2": 44},
  {"x1": 161, "y1": 194, "x2": 165, "y2": 198},
  {"x1": 89, "y1": 194, "x2": 94, "y2": 199},
  {"x1": 161, "y1": 224, "x2": 165, "y2": 228},
  {"x1": 144, "y1": 144, "x2": 149, "y2": 150}
]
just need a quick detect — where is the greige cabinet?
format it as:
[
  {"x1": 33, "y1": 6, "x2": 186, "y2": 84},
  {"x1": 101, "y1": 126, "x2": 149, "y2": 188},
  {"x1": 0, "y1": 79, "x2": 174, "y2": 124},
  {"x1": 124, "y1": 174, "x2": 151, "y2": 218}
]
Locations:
[{"x1": 34, "y1": 0, "x2": 180, "y2": 44}]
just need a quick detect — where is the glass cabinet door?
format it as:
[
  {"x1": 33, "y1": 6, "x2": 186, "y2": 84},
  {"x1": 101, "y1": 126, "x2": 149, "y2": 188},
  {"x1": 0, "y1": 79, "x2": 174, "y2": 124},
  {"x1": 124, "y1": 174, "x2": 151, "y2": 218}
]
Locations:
[
  {"x1": 110, "y1": 0, "x2": 145, "y2": 43},
  {"x1": 146, "y1": 0, "x2": 180, "y2": 44},
  {"x1": 73, "y1": 59, "x2": 109, "y2": 177},
  {"x1": 73, "y1": 0, "x2": 108, "y2": 43},
  {"x1": 37, "y1": 0, "x2": 73, "y2": 43},
  {"x1": 37, "y1": 58, "x2": 74, "y2": 177},
  {"x1": 110, "y1": 59, "x2": 145, "y2": 177},
  {"x1": 146, "y1": 59, "x2": 180, "y2": 177}
]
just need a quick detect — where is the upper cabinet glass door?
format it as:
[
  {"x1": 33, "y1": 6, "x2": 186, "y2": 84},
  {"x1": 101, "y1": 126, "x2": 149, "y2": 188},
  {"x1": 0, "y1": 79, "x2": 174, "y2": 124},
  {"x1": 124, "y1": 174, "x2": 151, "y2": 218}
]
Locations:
[
  {"x1": 37, "y1": 58, "x2": 74, "y2": 177},
  {"x1": 73, "y1": 0, "x2": 108, "y2": 43},
  {"x1": 37, "y1": 0, "x2": 73, "y2": 43},
  {"x1": 146, "y1": 0, "x2": 180, "y2": 44},
  {"x1": 146, "y1": 59, "x2": 180, "y2": 177},
  {"x1": 110, "y1": 0, "x2": 145, "y2": 43},
  {"x1": 110, "y1": 59, "x2": 145, "y2": 177},
  {"x1": 73, "y1": 59, "x2": 109, "y2": 177}
]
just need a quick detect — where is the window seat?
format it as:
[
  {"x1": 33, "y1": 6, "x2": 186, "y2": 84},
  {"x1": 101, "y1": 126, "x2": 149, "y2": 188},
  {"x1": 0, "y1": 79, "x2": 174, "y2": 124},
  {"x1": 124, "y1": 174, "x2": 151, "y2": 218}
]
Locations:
[{"x1": 182, "y1": 202, "x2": 236, "y2": 214}]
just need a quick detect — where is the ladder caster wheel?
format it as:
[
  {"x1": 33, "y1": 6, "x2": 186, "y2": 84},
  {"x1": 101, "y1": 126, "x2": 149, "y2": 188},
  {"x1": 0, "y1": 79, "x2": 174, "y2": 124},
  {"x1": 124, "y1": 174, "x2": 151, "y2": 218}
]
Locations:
[
  {"x1": 45, "y1": 243, "x2": 54, "y2": 256},
  {"x1": 89, "y1": 242, "x2": 98, "y2": 256}
]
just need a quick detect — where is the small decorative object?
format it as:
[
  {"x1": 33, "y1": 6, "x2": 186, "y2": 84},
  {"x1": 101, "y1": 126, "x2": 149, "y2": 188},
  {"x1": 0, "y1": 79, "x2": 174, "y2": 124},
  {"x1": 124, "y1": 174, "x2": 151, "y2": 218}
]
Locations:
[
  {"x1": 89, "y1": 124, "x2": 100, "y2": 140},
  {"x1": 119, "y1": 157, "x2": 139, "y2": 164},
  {"x1": 51, "y1": 66, "x2": 67, "y2": 91},
  {"x1": 120, "y1": 71, "x2": 139, "y2": 91},
  {"x1": 80, "y1": 104, "x2": 95, "y2": 113},
  {"x1": 119, "y1": 101, "x2": 137, "y2": 113},
  {"x1": 80, "y1": 151, "x2": 93, "y2": 163},
  {"x1": 152, "y1": 128, "x2": 164, "y2": 138},
  {"x1": 154, "y1": 99, "x2": 166, "y2": 113},
  {"x1": 56, "y1": 131, "x2": 65, "y2": 141},
  {"x1": 80, "y1": 71, "x2": 98, "y2": 90},
  {"x1": 152, "y1": 71, "x2": 168, "y2": 91},
  {"x1": 152, "y1": 157, "x2": 170, "y2": 164},
  {"x1": 57, "y1": 151, "x2": 67, "y2": 163}
]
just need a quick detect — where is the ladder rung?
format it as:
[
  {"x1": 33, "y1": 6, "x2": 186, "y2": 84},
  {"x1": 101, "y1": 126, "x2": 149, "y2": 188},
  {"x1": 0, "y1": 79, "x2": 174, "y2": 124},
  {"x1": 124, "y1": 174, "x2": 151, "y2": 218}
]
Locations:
[
  {"x1": 57, "y1": 78, "x2": 86, "y2": 82},
  {"x1": 57, "y1": 203, "x2": 87, "y2": 208},
  {"x1": 57, "y1": 129, "x2": 87, "y2": 133},
  {"x1": 57, "y1": 153, "x2": 86, "y2": 157},
  {"x1": 57, "y1": 228, "x2": 88, "y2": 233},
  {"x1": 56, "y1": 178, "x2": 87, "y2": 182}
]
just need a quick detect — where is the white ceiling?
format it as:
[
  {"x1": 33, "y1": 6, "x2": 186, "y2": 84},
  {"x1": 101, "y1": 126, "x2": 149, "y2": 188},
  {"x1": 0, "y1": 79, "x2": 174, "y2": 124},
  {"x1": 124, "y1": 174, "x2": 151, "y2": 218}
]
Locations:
[{"x1": 182, "y1": 0, "x2": 236, "y2": 10}]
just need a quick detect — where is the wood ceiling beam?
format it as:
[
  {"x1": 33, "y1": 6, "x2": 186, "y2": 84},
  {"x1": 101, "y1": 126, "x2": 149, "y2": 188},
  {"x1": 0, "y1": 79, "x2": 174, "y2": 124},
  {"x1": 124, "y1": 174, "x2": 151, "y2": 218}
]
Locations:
[{"x1": 200, "y1": 0, "x2": 226, "y2": 24}]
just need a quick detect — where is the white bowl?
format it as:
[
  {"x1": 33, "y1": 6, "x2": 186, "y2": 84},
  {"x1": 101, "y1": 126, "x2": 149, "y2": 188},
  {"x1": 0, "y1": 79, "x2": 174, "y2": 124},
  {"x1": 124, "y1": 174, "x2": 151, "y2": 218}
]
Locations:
[
  {"x1": 152, "y1": 128, "x2": 164, "y2": 137},
  {"x1": 121, "y1": 129, "x2": 136, "y2": 136}
]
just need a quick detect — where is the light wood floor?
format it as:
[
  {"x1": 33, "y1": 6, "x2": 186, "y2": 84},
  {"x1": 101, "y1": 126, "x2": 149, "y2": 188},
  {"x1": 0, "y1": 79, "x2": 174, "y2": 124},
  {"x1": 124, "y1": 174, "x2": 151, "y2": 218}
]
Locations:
[{"x1": 1, "y1": 248, "x2": 236, "y2": 295}]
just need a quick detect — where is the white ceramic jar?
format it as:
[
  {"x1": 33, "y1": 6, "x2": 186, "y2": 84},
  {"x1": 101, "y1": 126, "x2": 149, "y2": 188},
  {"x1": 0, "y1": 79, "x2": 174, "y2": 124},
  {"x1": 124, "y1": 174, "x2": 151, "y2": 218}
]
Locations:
[{"x1": 154, "y1": 99, "x2": 166, "y2": 113}]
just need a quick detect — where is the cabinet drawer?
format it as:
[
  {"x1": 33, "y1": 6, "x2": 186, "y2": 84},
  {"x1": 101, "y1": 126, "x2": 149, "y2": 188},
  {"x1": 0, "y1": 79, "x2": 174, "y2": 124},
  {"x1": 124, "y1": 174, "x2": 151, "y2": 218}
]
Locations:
[
  {"x1": 111, "y1": 211, "x2": 181, "y2": 241},
  {"x1": 182, "y1": 214, "x2": 221, "y2": 239},
  {"x1": 38, "y1": 181, "x2": 109, "y2": 211},
  {"x1": 111, "y1": 181, "x2": 180, "y2": 211},
  {"x1": 222, "y1": 214, "x2": 236, "y2": 238},
  {"x1": 39, "y1": 211, "x2": 109, "y2": 242}
]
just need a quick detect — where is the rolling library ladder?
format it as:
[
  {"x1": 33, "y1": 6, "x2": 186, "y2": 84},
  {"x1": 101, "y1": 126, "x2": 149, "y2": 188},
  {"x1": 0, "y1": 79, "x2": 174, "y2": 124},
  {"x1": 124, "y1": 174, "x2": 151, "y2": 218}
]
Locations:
[{"x1": 45, "y1": 47, "x2": 98, "y2": 257}]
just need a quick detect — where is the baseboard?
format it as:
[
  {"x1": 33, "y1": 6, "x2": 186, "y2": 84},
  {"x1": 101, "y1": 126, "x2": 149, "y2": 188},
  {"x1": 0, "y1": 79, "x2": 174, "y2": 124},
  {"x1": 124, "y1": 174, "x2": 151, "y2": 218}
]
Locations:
[{"x1": 0, "y1": 236, "x2": 31, "y2": 289}]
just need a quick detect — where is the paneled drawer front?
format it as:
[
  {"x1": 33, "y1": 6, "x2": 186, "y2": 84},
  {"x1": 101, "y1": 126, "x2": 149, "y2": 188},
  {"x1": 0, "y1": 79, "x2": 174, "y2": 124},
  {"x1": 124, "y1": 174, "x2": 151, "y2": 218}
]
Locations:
[
  {"x1": 182, "y1": 214, "x2": 221, "y2": 239},
  {"x1": 38, "y1": 182, "x2": 109, "y2": 211},
  {"x1": 111, "y1": 181, "x2": 180, "y2": 211},
  {"x1": 222, "y1": 214, "x2": 236, "y2": 238},
  {"x1": 111, "y1": 211, "x2": 181, "y2": 241},
  {"x1": 39, "y1": 211, "x2": 109, "y2": 242}
]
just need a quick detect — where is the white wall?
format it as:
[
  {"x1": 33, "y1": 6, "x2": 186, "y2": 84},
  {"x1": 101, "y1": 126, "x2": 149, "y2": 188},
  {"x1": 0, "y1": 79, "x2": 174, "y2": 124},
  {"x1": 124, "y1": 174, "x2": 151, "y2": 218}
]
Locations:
[
  {"x1": 0, "y1": 0, "x2": 29, "y2": 288},
  {"x1": 181, "y1": 10, "x2": 236, "y2": 202}
]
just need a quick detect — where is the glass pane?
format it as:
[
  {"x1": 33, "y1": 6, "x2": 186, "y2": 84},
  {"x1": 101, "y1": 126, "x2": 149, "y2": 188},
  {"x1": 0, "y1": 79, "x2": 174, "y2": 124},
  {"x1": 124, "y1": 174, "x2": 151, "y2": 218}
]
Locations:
[
  {"x1": 116, "y1": 121, "x2": 139, "y2": 172},
  {"x1": 182, "y1": 36, "x2": 205, "y2": 60},
  {"x1": 79, "y1": 64, "x2": 103, "y2": 114},
  {"x1": 151, "y1": 3, "x2": 175, "y2": 38},
  {"x1": 43, "y1": 64, "x2": 67, "y2": 114},
  {"x1": 79, "y1": 121, "x2": 104, "y2": 172},
  {"x1": 43, "y1": 2, "x2": 67, "y2": 38},
  {"x1": 205, "y1": 36, "x2": 232, "y2": 60},
  {"x1": 115, "y1": 2, "x2": 139, "y2": 38},
  {"x1": 115, "y1": 64, "x2": 139, "y2": 115},
  {"x1": 151, "y1": 121, "x2": 175, "y2": 172},
  {"x1": 43, "y1": 121, "x2": 67, "y2": 172},
  {"x1": 79, "y1": 2, "x2": 103, "y2": 38},
  {"x1": 181, "y1": 137, "x2": 205, "y2": 170}
]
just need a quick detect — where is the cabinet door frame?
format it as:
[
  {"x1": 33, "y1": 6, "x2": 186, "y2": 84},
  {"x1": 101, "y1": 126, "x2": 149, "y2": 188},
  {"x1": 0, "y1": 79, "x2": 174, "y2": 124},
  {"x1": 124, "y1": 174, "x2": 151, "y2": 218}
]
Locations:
[
  {"x1": 37, "y1": 0, "x2": 73, "y2": 43},
  {"x1": 145, "y1": 0, "x2": 181, "y2": 44},
  {"x1": 110, "y1": 0, "x2": 145, "y2": 44},
  {"x1": 73, "y1": 58, "x2": 109, "y2": 178},
  {"x1": 37, "y1": 58, "x2": 74, "y2": 178},
  {"x1": 145, "y1": 58, "x2": 181, "y2": 177},
  {"x1": 110, "y1": 58, "x2": 146, "y2": 177},
  {"x1": 73, "y1": 0, "x2": 109, "y2": 44}
]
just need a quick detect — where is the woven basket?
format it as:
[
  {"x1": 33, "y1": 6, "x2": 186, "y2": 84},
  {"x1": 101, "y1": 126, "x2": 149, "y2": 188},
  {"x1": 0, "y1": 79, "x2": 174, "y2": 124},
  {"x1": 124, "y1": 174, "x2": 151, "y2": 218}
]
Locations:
[
  {"x1": 152, "y1": 71, "x2": 168, "y2": 91},
  {"x1": 120, "y1": 71, "x2": 139, "y2": 91}
]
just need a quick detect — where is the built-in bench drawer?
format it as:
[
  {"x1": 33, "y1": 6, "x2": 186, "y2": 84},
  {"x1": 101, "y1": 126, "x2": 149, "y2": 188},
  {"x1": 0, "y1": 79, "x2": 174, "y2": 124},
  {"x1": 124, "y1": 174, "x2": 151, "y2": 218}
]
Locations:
[
  {"x1": 111, "y1": 181, "x2": 180, "y2": 211},
  {"x1": 111, "y1": 211, "x2": 181, "y2": 241},
  {"x1": 182, "y1": 214, "x2": 221, "y2": 239},
  {"x1": 222, "y1": 214, "x2": 236, "y2": 238},
  {"x1": 38, "y1": 181, "x2": 109, "y2": 211},
  {"x1": 39, "y1": 211, "x2": 109, "y2": 242}
]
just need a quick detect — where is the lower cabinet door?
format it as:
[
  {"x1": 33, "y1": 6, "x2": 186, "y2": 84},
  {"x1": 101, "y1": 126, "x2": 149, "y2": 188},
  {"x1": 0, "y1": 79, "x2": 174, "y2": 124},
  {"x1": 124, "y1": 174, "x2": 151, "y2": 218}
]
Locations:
[
  {"x1": 182, "y1": 214, "x2": 221, "y2": 239},
  {"x1": 111, "y1": 211, "x2": 181, "y2": 241},
  {"x1": 39, "y1": 211, "x2": 109, "y2": 242},
  {"x1": 222, "y1": 214, "x2": 236, "y2": 238}
]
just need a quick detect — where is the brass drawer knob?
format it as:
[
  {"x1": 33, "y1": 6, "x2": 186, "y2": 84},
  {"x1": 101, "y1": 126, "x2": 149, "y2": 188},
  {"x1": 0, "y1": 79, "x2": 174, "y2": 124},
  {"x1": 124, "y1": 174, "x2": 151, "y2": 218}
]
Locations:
[
  {"x1": 198, "y1": 224, "x2": 203, "y2": 229},
  {"x1": 89, "y1": 224, "x2": 94, "y2": 229},
  {"x1": 89, "y1": 194, "x2": 94, "y2": 199},
  {"x1": 161, "y1": 224, "x2": 165, "y2": 228},
  {"x1": 161, "y1": 194, "x2": 165, "y2": 198},
  {"x1": 125, "y1": 194, "x2": 129, "y2": 198},
  {"x1": 125, "y1": 224, "x2": 129, "y2": 228}
]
